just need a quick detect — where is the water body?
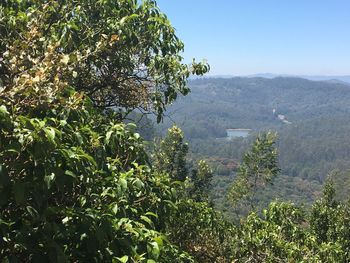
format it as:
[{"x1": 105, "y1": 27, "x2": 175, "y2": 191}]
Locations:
[{"x1": 226, "y1": 129, "x2": 251, "y2": 139}]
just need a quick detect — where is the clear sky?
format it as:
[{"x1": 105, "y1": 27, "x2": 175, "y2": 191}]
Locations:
[{"x1": 157, "y1": 0, "x2": 350, "y2": 76}]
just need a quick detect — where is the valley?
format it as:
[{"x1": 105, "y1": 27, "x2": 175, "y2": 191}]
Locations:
[{"x1": 158, "y1": 77, "x2": 350, "y2": 216}]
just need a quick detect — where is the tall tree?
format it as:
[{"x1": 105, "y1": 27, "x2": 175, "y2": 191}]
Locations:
[
  {"x1": 190, "y1": 160, "x2": 213, "y2": 202},
  {"x1": 228, "y1": 132, "x2": 280, "y2": 209},
  {"x1": 0, "y1": 0, "x2": 209, "y2": 121},
  {"x1": 153, "y1": 126, "x2": 189, "y2": 181},
  {"x1": 0, "y1": 0, "x2": 209, "y2": 261}
]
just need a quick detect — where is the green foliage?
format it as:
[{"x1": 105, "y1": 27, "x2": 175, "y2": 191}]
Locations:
[
  {"x1": 166, "y1": 199, "x2": 234, "y2": 263},
  {"x1": 0, "y1": 91, "x2": 193, "y2": 262},
  {"x1": 153, "y1": 126, "x2": 189, "y2": 182},
  {"x1": 153, "y1": 127, "x2": 233, "y2": 262},
  {"x1": 189, "y1": 160, "x2": 214, "y2": 202},
  {"x1": 310, "y1": 179, "x2": 350, "y2": 256},
  {"x1": 159, "y1": 77, "x2": 350, "y2": 208},
  {"x1": 0, "y1": 0, "x2": 209, "y2": 121},
  {"x1": 231, "y1": 180, "x2": 350, "y2": 262},
  {"x1": 124, "y1": 112, "x2": 156, "y2": 141},
  {"x1": 233, "y1": 202, "x2": 308, "y2": 262},
  {"x1": 228, "y1": 132, "x2": 280, "y2": 209},
  {"x1": 0, "y1": 2, "x2": 212, "y2": 259}
]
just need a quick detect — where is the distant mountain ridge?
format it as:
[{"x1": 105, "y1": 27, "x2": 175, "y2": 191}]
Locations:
[{"x1": 202, "y1": 74, "x2": 350, "y2": 84}]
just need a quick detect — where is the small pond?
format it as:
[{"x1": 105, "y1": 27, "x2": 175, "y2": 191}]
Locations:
[{"x1": 226, "y1": 129, "x2": 251, "y2": 139}]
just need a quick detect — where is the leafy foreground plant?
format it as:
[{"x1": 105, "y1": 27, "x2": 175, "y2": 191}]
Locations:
[
  {"x1": 152, "y1": 126, "x2": 235, "y2": 263},
  {"x1": 0, "y1": 0, "x2": 208, "y2": 121},
  {"x1": 0, "y1": 91, "x2": 194, "y2": 262},
  {"x1": 232, "y1": 181, "x2": 350, "y2": 263},
  {"x1": 221, "y1": 132, "x2": 350, "y2": 262},
  {"x1": 0, "y1": 0, "x2": 210, "y2": 261}
]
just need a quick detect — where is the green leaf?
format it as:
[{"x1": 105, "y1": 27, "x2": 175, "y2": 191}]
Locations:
[
  {"x1": 154, "y1": 236, "x2": 163, "y2": 247},
  {"x1": 26, "y1": 206, "x2": 38, "y2": 218},
  {"x1": 119, "y1": 178, "x2": 127, "y2": 190},
  {"x1": 43, "y1": 127, "x2": 56, "y2": 142},
  {"x1": 112, "y1": 203, "x2": 119, "y2": 215},
  {"x1": 115, "y1": 255, "x2": 128, "y2": 263},
  {"x1": 106, "y1": 130, "x2": 113, "y2": 144},
  {"x1": 80, "y1": 196, "x2": 87, "y2": 207},
  {"x1": 44, "y1": 173, "x2": 56, "y2": 189},
  {"x1": 141, "y1": 215, "x2": 153, "y2": 226},
  {"x1": 145, "y1": 212, "x2": 158, "y2": 219},
  {"x1": 65, "y1": 170, "x2": 76, "y2": 178},
  {"x1": 148, "y1": 241, "x2": 160, "y2": 259},
  {"x1": 75, "y1": 132, "x2": 83, "y2": 145},
  {"x1": 0, "y1": 105, "x2": 9, "y2": 115}
]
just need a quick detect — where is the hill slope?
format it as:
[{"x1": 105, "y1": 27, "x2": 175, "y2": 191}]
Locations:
[
  {"x1": 163, "y1": 77, "x2": 350, "y2": 137},
  {"x1": 160, "y1": 77, "x2": 350, "y2": 210}
]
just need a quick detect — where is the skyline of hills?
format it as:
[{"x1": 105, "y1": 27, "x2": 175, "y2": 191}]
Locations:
[{"x1": 199, "y1": 74, "x2": 350, "y2": 84}]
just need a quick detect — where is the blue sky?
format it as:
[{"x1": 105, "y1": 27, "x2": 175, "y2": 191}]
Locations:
[{"x1": 157, "y1": 0, "x2": 350, "y2": 76}]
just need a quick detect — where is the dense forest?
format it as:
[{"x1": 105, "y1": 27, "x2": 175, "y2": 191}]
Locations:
[
  {"x1": 158, "y1": 77, "x2": 350, "y2": 214},
  {"x1": 1, "y1": 1, "x2": 350, "y2": 262},
  {"x1": 161, "y1": 77, "x2": 350, "y2": 137}
]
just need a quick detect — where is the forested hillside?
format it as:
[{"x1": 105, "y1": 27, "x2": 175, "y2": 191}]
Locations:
[
  {"x1": 159, "y1": 77, "x2": 350, "y2": 210},
  {"x1": 162, "y1": 77, "x2": 350, "y2": 137}
]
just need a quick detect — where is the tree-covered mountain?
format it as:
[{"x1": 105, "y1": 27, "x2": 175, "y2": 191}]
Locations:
[
  {"x1": 159, "y1": 77, "x2": 350, "y2": 210},
  {"x1": 162, "y1": 77, "x2": 350, "y2": 136},
  {"x1": 206, "y1": 74, "x2": 350, "y2": 84}
]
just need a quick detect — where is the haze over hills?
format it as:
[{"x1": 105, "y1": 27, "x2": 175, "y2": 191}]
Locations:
[
  {"x1": 202, "y1": 74, "x2": 350, "y2": 84},
  {"x1": 159, "y1": 77, "x2": 350, "y2": 212},
  {"x1": 164, "y1": 77, "x2": 350, "y2": 136}
]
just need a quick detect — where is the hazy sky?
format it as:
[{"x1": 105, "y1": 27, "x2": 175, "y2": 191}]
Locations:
[{"x1": 157, "y1": 0, "x2": 350, "y2": 76}]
